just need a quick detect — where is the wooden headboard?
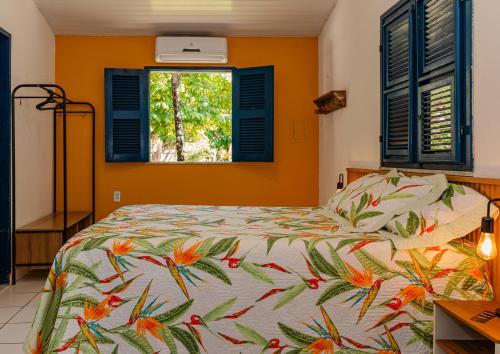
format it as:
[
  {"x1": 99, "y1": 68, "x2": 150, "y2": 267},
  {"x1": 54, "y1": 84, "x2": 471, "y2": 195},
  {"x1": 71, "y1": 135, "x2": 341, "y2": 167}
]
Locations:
[{"x1": 347, "y1": 168, "x2": 500, "y2": 301}]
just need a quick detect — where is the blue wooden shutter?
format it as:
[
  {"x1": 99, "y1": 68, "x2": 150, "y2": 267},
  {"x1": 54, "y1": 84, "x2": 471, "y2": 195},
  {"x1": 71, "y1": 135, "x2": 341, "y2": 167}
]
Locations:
[
  {"x1": 381, "y1": 1, "x2": 415, "y2": 165},
  {"x1": 232, "y1": 65, "x2": 274, "y2": 162},
  {"x1": 416, "y1": 0, "x2": 470, "y2": 167},
  {"x1": 105, "y1": 68, "x2": 149, "y2": 162}
]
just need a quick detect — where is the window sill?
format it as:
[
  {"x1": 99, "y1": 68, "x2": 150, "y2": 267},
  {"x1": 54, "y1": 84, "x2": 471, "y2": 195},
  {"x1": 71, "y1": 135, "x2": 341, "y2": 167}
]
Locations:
[{"x1": 147, "y1": 161, "x2": 238, "y2": 165}]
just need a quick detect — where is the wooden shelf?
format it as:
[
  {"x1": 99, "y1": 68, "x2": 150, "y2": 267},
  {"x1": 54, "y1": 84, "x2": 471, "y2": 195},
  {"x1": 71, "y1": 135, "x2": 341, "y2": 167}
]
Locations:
[
  {"x1": 313, "y1": 90, "x2": 346, "y2": 114},
  {"x1": 15, "y1": 211, "x2": 93, "y2": 265},
  {"x1": 434, "y1": 301, "x2": 500, "y2": 354},
  {"x1": 437, "y1": 340, "x2": 494, "y2": 354},
  {"x1": 16, "y1": 211, "x2": 92, "y2": 232},
  {"x1": 435, "y1": 301, "x2": 500, "y2": 344}
]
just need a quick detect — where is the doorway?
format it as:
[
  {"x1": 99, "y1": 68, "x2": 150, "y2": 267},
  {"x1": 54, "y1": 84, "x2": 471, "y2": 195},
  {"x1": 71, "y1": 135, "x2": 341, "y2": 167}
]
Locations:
[{"x1": 0, "y1": 27, "x2": 12, "y2": 284}]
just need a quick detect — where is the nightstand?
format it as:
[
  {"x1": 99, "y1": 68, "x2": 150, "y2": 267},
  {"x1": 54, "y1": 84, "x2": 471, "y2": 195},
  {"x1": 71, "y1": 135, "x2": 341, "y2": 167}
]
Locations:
[{"x1": 434, "y1": 301, "x2": 500, "y2": 354}]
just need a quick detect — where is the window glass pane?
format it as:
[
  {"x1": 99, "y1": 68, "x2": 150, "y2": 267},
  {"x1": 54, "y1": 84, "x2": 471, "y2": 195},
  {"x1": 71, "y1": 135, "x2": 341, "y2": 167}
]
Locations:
[{"x1": 149, "y1": 70, "x2": 232, "y2": 162}]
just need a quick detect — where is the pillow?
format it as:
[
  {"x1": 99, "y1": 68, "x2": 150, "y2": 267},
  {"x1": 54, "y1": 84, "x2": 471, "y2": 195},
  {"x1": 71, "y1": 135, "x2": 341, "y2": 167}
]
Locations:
[
  {"x1": 321, "y1": 170, "x2": 448, "y2": 232},
  {"x1": 383, "y1": 183, "x2": 499, "y2": 250}
]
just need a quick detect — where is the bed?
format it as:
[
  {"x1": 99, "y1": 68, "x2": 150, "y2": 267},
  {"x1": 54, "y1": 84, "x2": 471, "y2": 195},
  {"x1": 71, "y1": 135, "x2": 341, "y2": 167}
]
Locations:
[{"x1": 24, "y1": 169, "x2": 498, "y2": 354}]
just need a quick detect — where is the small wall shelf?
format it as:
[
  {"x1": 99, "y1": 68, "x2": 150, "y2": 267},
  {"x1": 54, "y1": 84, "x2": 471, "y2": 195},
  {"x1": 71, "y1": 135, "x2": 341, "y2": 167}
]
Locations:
[{"x1": 313, "y1": 90, "x2": 347, "y2": 114}]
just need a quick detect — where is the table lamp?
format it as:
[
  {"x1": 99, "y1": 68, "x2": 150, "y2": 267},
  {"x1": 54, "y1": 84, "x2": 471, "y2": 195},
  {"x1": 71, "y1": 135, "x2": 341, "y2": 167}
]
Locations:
[{"x1": 336, "y1": 173, "x2": 344, "y2": 193}]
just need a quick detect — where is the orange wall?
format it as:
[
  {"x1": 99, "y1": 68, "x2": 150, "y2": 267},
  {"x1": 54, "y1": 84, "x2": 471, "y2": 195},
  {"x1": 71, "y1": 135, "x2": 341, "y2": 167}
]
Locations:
[{"x1": 55, "y1": 36, "x2": 319, "y2": 220}]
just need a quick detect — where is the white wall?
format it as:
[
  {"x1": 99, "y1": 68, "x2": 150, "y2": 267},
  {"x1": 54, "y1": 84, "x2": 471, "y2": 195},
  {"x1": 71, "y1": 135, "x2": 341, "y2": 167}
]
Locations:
[
  {"x1": 0, "y1": 0, "x2": 55, "y2": 226},
  {"x1": 472, "y1": 0, "x2": 500, "y2": 178},
  {"x1": 319, "y1": 0, "x2": 397, "y2": 204},
  {"x1": 319, "y1": 0, "x2": 500, "y2": 204}
]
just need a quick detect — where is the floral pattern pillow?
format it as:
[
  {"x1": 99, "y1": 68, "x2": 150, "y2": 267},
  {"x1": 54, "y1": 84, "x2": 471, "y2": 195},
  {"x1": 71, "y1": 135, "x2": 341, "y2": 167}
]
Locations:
[
  {"x1": 383, "y1": 183, "x2": 499, "y2": 249},
  {"x1": 322, "y1": 170, "x2": 448, "y2": 232}
]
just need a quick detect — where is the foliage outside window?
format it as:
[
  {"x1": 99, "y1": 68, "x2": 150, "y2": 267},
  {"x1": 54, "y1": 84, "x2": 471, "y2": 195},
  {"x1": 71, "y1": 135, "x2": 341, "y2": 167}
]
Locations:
[
  {"x1": 427, "y1": 84, "x2": 452, "y2": 152},
  {"x1": 149, "y1": 71, "x2": 232, "y2": 162}
]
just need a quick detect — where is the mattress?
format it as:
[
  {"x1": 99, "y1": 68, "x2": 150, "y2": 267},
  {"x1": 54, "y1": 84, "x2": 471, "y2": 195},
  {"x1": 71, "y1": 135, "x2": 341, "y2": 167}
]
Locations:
[{"x1": 24, "y1": 205, "x2": 493, "y2": 353}]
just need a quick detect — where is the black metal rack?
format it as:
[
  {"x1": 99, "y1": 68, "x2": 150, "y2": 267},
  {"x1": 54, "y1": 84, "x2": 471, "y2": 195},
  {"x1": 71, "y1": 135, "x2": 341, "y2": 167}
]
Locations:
[{"x1": 11, "y1": 84, "x2": 95, "y2": 283}]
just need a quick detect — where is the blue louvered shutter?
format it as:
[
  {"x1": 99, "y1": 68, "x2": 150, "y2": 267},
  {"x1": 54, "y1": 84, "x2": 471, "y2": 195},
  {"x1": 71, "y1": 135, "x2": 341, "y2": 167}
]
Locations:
[
  {"x1": 381, "y1": 1, "x2": 415, "y2": 164},
  {"x1": 232, "y1": 66, "x2": 274, "y2": 162},
  {"x1": 416, "y1": 0, "x2": 469, "y2": 166},
  {"x1": 419, "y1": 0, "x2": 456, "y2": 75},
  {"x1": 105, "y1": 68, "x2": 149, "y2": 162}
]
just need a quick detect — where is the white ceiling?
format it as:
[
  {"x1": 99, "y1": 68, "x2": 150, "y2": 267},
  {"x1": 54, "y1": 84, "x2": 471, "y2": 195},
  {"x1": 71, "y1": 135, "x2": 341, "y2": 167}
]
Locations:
[{"x1": 33, "y1": 0, "x2": 337, "y2": 37}]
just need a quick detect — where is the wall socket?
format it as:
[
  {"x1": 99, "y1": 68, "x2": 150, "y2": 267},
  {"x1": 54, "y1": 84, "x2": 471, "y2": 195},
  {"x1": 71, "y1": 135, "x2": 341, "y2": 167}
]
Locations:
[{"x1": 113, "y1": 191, "x2": 121, "y2": 202}]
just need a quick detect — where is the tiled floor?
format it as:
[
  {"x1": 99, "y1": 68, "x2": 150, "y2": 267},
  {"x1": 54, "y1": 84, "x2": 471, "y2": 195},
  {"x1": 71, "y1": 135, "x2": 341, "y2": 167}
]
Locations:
[{"x1": 0, "y1": 269, "x2": 47, "y2": 353}]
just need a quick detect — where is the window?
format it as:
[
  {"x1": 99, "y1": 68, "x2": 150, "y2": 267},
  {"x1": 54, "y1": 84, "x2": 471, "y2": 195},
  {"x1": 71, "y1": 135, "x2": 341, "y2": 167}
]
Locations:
[
  {"x1": 380, "y1": 0, "x2": 472, "y2": 171},
  {"x1": 104, "y1": 66, "x2": 274, "y2": 163},
  {"x1": 149, "y1": 70, "x2": 232, "y2": 162}
]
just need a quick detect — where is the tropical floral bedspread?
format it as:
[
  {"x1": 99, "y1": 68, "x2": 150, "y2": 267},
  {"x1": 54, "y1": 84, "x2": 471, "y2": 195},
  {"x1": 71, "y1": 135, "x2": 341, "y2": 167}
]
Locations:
[{"x1": 25, "y1": 205, "x2": 493, "y2": 354}]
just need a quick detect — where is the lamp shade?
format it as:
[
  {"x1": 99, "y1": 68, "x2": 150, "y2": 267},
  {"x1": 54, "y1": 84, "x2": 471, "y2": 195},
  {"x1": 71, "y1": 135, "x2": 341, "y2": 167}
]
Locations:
[{"x1": 336, "y1": 173, "x2": 344, "y2": 192}]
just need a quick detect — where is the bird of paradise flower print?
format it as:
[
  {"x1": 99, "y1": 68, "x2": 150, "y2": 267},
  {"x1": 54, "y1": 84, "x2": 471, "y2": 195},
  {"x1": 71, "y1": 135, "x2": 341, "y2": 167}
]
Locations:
[
  {"x1": 24, "y1": 204, "x2": 492, "y2": 354},
  {"x1": 277, "y1": 305, "x2": 374, "y2": 353},
  {"x1": 343, "y1": 262, "x2": 383, "y2": 323},
  {"x1": 54, "y1": 295, "x2": 119, "y2": 353},
  {"x1": 102, "y1": 240, "x2": 135, "y2": 282}
]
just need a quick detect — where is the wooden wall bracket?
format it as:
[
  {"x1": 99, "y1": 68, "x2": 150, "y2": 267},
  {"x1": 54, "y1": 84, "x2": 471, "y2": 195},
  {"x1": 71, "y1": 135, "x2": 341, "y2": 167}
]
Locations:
[{"x1": 314, "y1": 90, "x2": 347, "y2": 114}]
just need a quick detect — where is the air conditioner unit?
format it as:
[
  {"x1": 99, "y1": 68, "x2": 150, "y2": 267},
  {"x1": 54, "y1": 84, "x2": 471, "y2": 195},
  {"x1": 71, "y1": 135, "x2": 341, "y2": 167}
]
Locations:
[{"x1": 155, "y1": 37, "x2": 228, "y2": 64}]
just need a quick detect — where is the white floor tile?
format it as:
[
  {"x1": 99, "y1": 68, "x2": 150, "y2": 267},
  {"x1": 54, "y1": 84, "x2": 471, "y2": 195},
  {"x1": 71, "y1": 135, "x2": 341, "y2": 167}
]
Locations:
[
  {"x1": 11, "y1": 280, "x2": 45, "y2": 294},
  {"x1": 0, "y1": 307, "x2": 21, "y2": 323},
  {"x1": 19, "y1": 269, "x2": 49, "y2": 281},
  {"x1": 0, "y1": 343, "x2": 24, "y2": 354},
  {"x1": 15, "y1": 268, "x2": 30, "y2": 281},
  {"x1": 0, "y1": 291, "x2": 37, "y2": 308},
  {"x1": 26, "y1": 293, "x2": 42, "y2": 307},
  {"x1": 10, "y1": 306, "x2": 36, "y2": 324},
  {"x1": 16, "y1": 267, "x2": 49, "y2": 282},
  {"x1": 0, "y1": 323, "x2": 31, "y2": 343}
]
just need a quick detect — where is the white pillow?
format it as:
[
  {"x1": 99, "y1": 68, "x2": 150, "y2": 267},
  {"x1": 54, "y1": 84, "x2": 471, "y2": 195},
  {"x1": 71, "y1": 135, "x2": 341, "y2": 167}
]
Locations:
[
  {"x1": 383, "y1": 184, "x2": 499, "y2": 250},
  {"x1": 321, "y1": 170, "x2": 448, "y2": 232}
]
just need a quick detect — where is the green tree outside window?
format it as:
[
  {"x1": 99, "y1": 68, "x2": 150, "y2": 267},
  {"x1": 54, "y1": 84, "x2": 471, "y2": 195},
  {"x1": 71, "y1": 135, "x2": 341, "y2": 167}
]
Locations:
[{"x1": 150, "y1": 71, "x2": 232, "y2": 162}]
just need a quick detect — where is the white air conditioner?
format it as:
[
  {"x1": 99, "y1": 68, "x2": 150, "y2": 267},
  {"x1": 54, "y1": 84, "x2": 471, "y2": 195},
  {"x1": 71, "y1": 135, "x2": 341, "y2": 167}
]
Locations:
[{"x1": 155, "y1": 37, "x2": 228, "y2": 64}]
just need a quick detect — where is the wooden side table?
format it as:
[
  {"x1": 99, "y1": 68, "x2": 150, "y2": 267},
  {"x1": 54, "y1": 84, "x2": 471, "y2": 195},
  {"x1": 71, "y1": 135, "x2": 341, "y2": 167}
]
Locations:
[{"x1": 434, "y1": 301, "x2": 500, "y2": 354}]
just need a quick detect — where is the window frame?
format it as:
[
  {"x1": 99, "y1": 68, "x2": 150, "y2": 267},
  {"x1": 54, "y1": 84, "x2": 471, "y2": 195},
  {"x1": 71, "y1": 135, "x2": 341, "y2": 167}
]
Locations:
[
  {"x1": 380, "y1": 0, "x2": 473, "y2": 172},
  {"x1": 105, "y1": 65, "x2": 275, "y2": 164}
]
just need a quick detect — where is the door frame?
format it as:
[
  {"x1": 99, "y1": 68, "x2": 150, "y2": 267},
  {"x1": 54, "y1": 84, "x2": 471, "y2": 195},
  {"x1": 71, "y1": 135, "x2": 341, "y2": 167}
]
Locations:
[{"x1": 0, "y1": 27, "x2": 12, "y2": 284}]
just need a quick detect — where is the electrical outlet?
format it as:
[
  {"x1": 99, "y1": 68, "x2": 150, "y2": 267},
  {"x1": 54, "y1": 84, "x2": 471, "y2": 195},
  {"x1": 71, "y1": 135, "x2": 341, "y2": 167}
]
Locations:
[{"x1": 113, "y1": 191, "x2": 121, "y2": 202}]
